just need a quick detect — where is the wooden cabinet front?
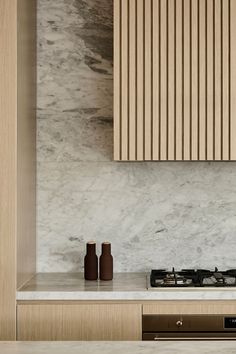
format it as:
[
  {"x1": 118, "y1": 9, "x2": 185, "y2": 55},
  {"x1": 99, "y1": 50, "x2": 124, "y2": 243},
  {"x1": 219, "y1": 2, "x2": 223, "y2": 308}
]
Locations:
[
  {"x1": 143, "y1": 301, "x2": 236, "y2": 315},
  {"x1": 17, "y1": 303, "x2": 142, "y2": 341},
  {"x1": 114, "y1": 0, "x2": 236, "y2": 161}
]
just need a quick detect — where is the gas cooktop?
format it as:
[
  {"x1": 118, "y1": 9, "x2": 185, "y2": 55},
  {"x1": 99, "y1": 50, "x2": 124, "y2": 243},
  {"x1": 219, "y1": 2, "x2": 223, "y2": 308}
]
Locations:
[{"x1": 149, "y1": 268, "x2": 236, "y2": 288}]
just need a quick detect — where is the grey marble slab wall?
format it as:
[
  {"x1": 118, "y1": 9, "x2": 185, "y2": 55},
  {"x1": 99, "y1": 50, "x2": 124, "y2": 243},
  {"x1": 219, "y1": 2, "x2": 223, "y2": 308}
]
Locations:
[{"x1": 37, "y1": 0, "x2": 236, "y2": 273}]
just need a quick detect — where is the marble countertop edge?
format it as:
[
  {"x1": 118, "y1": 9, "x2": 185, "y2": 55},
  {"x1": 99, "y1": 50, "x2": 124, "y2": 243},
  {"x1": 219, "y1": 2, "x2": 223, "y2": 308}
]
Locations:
[
  {"x1": 2, "y1": 341, "x2": 236, "y2": 354},
  {"x1": 16, "y1": 273, "x2": 236, "y2": 301}
]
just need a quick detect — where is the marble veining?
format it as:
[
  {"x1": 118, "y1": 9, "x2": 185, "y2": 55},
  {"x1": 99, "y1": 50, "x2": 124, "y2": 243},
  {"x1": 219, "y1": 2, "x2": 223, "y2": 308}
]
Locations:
[
  {"x1": 37, "y1": 0, "x2": 236, "y2": 273},
  {"x1": 1, "y1": 342, "x2": 236, "y2": 354},
  {"x1": 17, "y1": 273, "x2": 236, "y2": 301}
]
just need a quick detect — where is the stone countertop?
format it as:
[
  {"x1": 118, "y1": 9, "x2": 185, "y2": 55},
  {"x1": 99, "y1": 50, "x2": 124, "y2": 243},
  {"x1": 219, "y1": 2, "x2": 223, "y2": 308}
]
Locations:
[
  {"x1": 1, "y1": 341, "x2": 236, "y2": 354},
  {"x1": 17, "y1": 273, "x2": 236, "y2": 301}
]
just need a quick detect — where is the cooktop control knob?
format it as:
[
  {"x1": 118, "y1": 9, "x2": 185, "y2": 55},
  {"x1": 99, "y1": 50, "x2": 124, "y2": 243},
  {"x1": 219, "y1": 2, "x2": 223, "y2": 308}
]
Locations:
[{"x1": 176, "y1": 320, "x2": 183, "y2": 327}]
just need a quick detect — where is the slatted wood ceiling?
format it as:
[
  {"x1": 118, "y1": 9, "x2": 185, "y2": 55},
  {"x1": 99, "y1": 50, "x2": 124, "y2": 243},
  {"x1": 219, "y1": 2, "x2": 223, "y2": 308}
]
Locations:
[{"x1": 114, "y1": 0, "x2": 236, "y2": 161}]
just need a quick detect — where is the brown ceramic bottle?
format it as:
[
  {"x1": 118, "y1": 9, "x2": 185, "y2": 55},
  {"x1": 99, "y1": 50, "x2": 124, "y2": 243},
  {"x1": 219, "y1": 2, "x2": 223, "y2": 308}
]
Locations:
[
  {"x1": 84, "y1": 241, "x2": 98, "y2": 280},
  {"x1": 99, "y1": 242, "x2": 113, "y2": 281}
]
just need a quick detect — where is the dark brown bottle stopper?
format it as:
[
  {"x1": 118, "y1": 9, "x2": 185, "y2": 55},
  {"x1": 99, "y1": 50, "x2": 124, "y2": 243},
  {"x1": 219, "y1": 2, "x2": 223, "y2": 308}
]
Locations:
[
  {"x1": 84, "y1": 241, "x2": 98, "y2": 280},
  {"x1": 99, "y1": 242, "x2": 113, "y2": 281}
]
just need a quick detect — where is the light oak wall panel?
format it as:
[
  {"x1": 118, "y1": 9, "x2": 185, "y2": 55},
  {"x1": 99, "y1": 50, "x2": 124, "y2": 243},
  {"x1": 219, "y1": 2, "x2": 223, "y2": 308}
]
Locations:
[
  {"x1": 17, "y1": 304, "x2": 142, "y2": 341},
  {"x1": 114, "y1": 0, "x2": 236, "y2": 161},
  {"x1": 0, "y1": 0, "x2": 17, "y2": 340},
  {"x1": 0, "y1": 0, "x2": 36, "y2": 339},
  {"x1": 17, "y1": 0, "x2": 37, "y2": 289}
]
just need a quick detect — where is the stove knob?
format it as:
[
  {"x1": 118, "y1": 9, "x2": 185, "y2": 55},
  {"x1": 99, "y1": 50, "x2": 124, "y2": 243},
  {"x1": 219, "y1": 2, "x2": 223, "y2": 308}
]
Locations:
[{"x1": 176, "y1": 320, "x2": 183, "y2": 327}]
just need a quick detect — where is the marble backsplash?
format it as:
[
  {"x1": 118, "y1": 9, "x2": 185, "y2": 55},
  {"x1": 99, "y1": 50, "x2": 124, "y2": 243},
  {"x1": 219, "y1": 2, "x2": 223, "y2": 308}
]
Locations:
[{"x1": 37, "y1": 0, "x2": 236, "y2": 273}]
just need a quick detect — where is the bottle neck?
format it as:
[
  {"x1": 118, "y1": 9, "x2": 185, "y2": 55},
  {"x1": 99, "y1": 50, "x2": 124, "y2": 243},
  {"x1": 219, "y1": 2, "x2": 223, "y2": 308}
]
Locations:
[
  {"x1": 86, "y1": 242, "x2": 96, "y2": 255},
  {"x1": 102, "y1": 242, "x2": 111, "y2": 255}
]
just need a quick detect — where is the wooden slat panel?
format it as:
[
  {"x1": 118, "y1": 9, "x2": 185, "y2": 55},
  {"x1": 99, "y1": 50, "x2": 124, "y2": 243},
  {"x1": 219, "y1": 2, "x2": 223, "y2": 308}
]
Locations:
[
  {"x1": 121, "y1": 0, "x2": 129, "y2": 160},
  {"x1": 223, "y1": 0, "x2": 230, "y2": 160},
  {"x1": 129, "y1": 0, "x2": 136, "y2": 160},
  {"x1": 183, "y1": 0, "x2": 191, "y2": 160},
  {"x1": 137, "y1": 0, "x2": 144, "y2": 160},
  {"x1": 199, "y1": 0, "x2": 207, "y2": 160},
  {"x1": 144, "y1": 0, "x2": 152, "y2": 160},
  {"x1": 160, "y1": 0, "x2": 167, "y2": 160},
  {"x1": 206, "y1": 0, "x2": 214, "y2": 160},
  {"x1": 230, "y1": 0, "x2": 236, "y2": 160},
  {"x1": 152, "y1": 0, "x2": 160, "y2": 160},
  {"x1": 114, "y1": 0, "x2": 235, "y2": 161},
  {"x1": 214, "y1": 0, "x2": 222, "y2": 160},
  {"x1": 175, "y1": 0, "x2": 183, "y2": 160},
  {"x1": 191, "y1": 0, "x2": 198, "y2": 160},
  {"x1": 114, "y1": 0, "x2": 121, "y2": 160},
  {"x1": 168, "y1": 0, "x2": 175, "y2": 160}
]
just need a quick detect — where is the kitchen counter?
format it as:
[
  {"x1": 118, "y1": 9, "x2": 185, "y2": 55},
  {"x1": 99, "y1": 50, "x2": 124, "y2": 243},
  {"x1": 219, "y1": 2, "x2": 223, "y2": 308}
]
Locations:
[
  {"x1": 1, "y1": 341, "x2": 236, "y2": 354},
  {"x1": 17, "y1": 273, "x2": 236, "y2": 301}
]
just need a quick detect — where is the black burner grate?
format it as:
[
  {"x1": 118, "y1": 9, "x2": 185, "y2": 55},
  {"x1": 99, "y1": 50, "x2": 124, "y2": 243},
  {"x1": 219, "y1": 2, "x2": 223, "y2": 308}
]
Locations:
[{"x1": 150, "y1": 268, "x2": 236, "y2": 287}]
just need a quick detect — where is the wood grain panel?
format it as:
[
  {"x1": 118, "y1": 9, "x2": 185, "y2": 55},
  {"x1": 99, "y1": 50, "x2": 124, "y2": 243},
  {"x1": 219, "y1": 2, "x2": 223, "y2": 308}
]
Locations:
[
  {"x1": 144, "y1": 0, "x2": 152, "y2": 160},
  {"x1": 222, "y1": 0, "x2": 230, "y2": 160},
  {"x1": 191, "y1": 0, "x2": 199, "y2": 160},
  {"x1": 199, "y1": 0, "x2": 207, "y2": 160},
  {"x1": 121, "y1": 0, "x2": 129, "y2": 160},
  {"x1": 160, "y1": 0, "x2": 168, "y2": 160},
  {"x1": 183, "y1": 0, "x2": 191, "y2": 160},
  {"x1": 136, "y1": 0, "x2": 144, "y2": 160},
  {"x1": 152, "y1": 0, "x2": 160, "y2": 160},
  {"x1": 214, "y1": 0, "x2": 222, "y2": 160},
  {"x1": 175, "y1": 0, "x2": 183, "y2": 160},
  {"x1": 143, "y1": 301, "x2": 236, "y2": 314},
  {"x1": 114, "y1": 0, "x2": 236, "y2": 160},
  {"x1": 0, "y1": 0, "x2": 36, "y2": 339},
  {"x1": 129, "y1": 0, "x2": 137, "y2": 160},
  {"x1": 114, "y1": 0, "x2": 121, "y2": 160},
  {"x1": 230, "y1": 0, "x2": 236, "y2": 160},
  {"x1": 17, "y1": 304, "x2": 142, "y2": 341},
  {"x1": 0, "y1": 0, "x2": 17, "y2": 340},
  {"x1": 17, "y1": 0, "x2": 37, "y2": 289},
  {"x1": 206, "y1": 0, "x2": 214, "y2": 160},
  {"x1": 168, "y1": 0, "x2": 175, "y2": 160}
]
